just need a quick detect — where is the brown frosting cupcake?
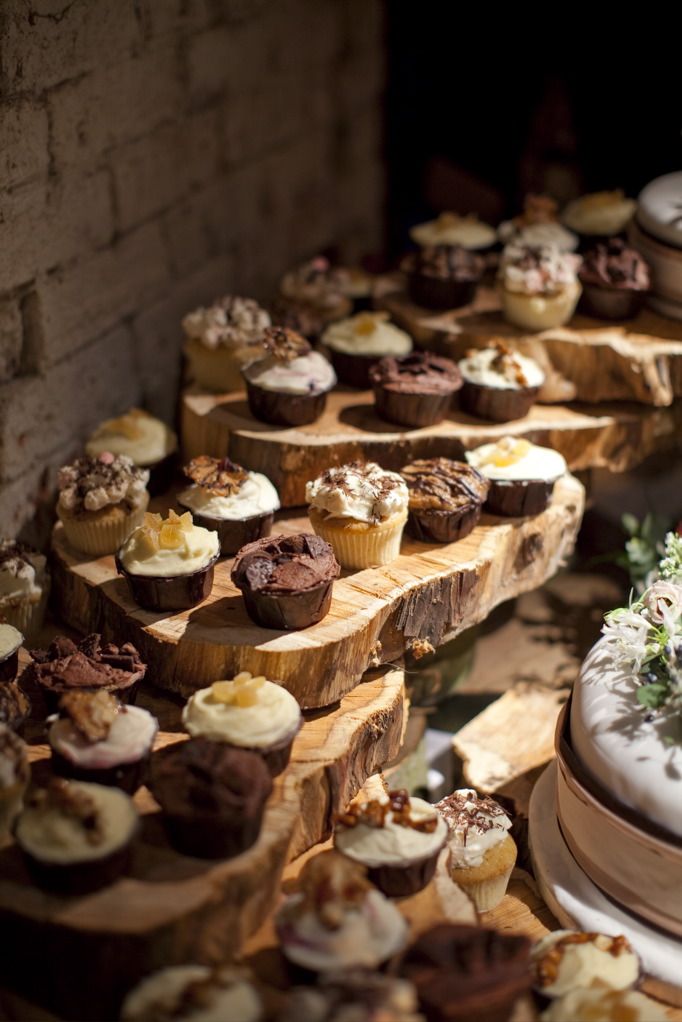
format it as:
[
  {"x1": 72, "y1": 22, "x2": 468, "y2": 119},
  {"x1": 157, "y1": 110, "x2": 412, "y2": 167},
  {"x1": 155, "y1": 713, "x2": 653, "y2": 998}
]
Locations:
[
  {"x1": 403, "y1": 244, "x2": 484, "y2": 310},
  {"x1": 231, "y1": 533, "x2": 340, "y2": 631},
  {"x1": 579, "y1": 238, "x2": 650, "y2": 320},
  {"x1": 402, "y1": 459, "x2": 490, "y2": 544},
  {"x1": 370, "y1": 352, "x2": 463, "y2": 428},
  {"x1": 26, "y1": 634, "x2": 146, "y2": 712}
]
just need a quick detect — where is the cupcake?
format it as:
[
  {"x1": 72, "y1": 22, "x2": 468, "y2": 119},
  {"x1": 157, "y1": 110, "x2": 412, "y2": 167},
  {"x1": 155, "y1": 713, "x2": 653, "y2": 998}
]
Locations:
[
  {"x1": 26, "y1": 634, "x2": 146, "y2": 711},
  {"x1": 498, "y1": 243, "x2": 582, "y2": 331},
  {"x1": 0, "y1": 682, "x2": 31, "y2": 733},
  {"x1": 116, "y1": 510, "x2": 220, "y2": 612},
  {"x1": 149, "y1": 739, "x2": 272, "y2": 859},
  {"x1": 48, "y1": 689, "x2": 158, "y2": 793},
  {"x1": 409, "y1": 212, "x2": 496, "y2": 252},
  {"x1": 275, "y1": 256, "x2": 352, "y2": 339},
  {"x1": 85, "y1": 408, "x2": 178, "y2": 495},
  {"x1": 498, "y1": 194, "x2": 578, "y2": 252},
  {"x1": 278, "y1": 972, "x2": 423, "y2": 1022},
  {"x1": 466, "y1": 437, "x2": 567, "y2": 517},
  {"x1": 231, "y1": 533, "x2": 339, "y2": 631},
  {"x1": 436, "y1": 789, "x2": 516, "y2": 911},
  {"x1": 401, "y1": 459, "x2": 489, "y2": 544},
  {"x1": 15, "y1": 777, "x2": 138, "y2": 894},
  {"x1": 276, "y1": 850, "x2": 409, "y2": 973},
  {"x1": 241, "y1": 326, "x2": 336, "y2": 426},
  {"x1": 458, "y1": 342, "x2": 545, "y2": 422},
  {"x1": 402, "y1": 245, "x2": 484, "y2": 310},
  {"x1": 182, "y1": 672, "x2": 302, "y2": 776},
  {"x1": 321, "y1": 312, "x2": 413, "y2": 389},
  {"x1": 56, "y1": 453, "x2": 150, "y2": 557},
  {"x1": 0, "y1": 623, "x2": 22, "y2": 683},
  {"x1": 579, "y1": 238, "x2": 650, "y2": 320},
  {"x1": 541, "y1": 988, "x2": 667, "y2": 1022},
  {"x1": 339, "y1": 266, "x2": 376, "y2": 313},
  {"x1": 121, "y1": 965, "x2": 264, "y2": 1022},
  {"x1": 562, "y1": 189, "x2": 637, "y2": 241},
  {"x1": 531, "y1": 931, "x2": 640, "y2": 1000},
  {"x1": 177, "y1": 456, "x2": 280, "y2": 556},
  {"x1": 0, "y1": 540, "x2": 49, "y2": 640},
  {"x1": 182, "y1": 294, "x2": 271, "y2": 392},
  {"x1": 400, "y1": 924, "x2": 532, "y2": 1022},
  {"x1": 370, "y1": 352, "x2": 462, "y2": 428},
  {"x1": 306, "y1": 462, "x2": 409, "y2": 570},
  {"x1": 0, "y1": 724, "x2": 29, "y2": 842},
  {"x1": 334, "y1": 788, "x2": 448, "y2": 897}
]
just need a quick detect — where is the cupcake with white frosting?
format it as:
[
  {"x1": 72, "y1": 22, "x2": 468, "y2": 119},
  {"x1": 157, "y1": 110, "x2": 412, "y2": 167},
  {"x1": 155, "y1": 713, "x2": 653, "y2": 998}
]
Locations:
[
  {"x1": 458, "y1": 341, "x2": 545, "y2": 422},
  {"x1": 541, "y1": 988, "x2": 665, "y2": 1022},
  {"x1": 306, "y1": 461, "x2": 409, "y2": 570},
  {"x1": 116, "y1": 509, "x2": 220, "y2": 611},
  {"x1": 0, "y1": 724, "x2": 29, "y2": 843},
  {"x1": 183, "y1": 672, "x2": 302, "y2": 776},
  {"x1": 410, "y1": 211, "x2": 496, "y2": 251},
  {"x1": 498, "y1": 243, "x2": 582, "y2": 331},
  {"x1": 436, "y1": 788, "x2": 516, "y2": 911},
  {"x1": 321, "y1": 312, "x2": 413, "y2": 389},
  {"x1": 0, "y1": 623, "x2": 22, "y2": 684},
  {"x1": 562, "y1": 189, "x2": 637, "y2": 241},
  {"x1": 241, "y1": 326, "x2": 336, "y2": 426},
  {"x1": 121, "y1": 965, "x2": 264, "y2": 1022},
  {"x1": 334, "y1": 788, "x2": 448, "y2": 896},
  {"x1": 178, "y1": 456, "x2": 280, "y2": 556},
  {"x1": 531, "y1": 930, "x2": 640, "y2": 1000},
  {"x1": 57, "y1": 453, "x2": 150, "y2": 557},
  {"x1": 498, "y1": 194, "x2": 578, "y2": 252},
  {"x1": 85, "y1": 408, "x2": 177, "y2": 495},
  {"x1": 466, "y1": 437, "x2": 567, "y2": 517},
  {"x1": 182, "y1": 294, "x2": 271, "y2": 393},
  {"x1": 0, "y1": 540, "x2": 49, "y2": 640}
]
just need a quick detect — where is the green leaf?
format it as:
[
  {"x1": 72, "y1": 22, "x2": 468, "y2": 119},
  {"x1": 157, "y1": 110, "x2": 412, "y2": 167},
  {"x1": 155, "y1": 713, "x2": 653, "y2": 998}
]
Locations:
[{"x1": 636, "y1": 684, "x2": 669, "y2": 709}]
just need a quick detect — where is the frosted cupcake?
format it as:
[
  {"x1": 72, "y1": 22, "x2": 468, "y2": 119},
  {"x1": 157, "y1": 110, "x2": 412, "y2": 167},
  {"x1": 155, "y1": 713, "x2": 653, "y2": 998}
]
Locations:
[
  {"x1": 0, "y1": 540, "x2": 49, "y2": 640},
  {"x1": 241, "y1": 326, "x2": 336, "y2": 426},
  {"x1": 121, "y1": 966, "x2": 263, "y2": 1022},
  {"x1": 116, "y1": 509, "x2": 220, "y2": 611},
  {"x1": 183, "y1": 672, "x2": 302, "y2": 776},
  {"x1": 0, "y1": 623, "x2": 23, "y2": 683},
  {"x1": 562, "y1": 189, "x2": 636, "y2": 241},
  {"x1": 458, "y1": 341, "x2": 545, "y2": 422},
  {"x1": 182, "y1": 294, "x2": 271, "y2": 392},
  {"x1": 26, "y1": 633, "x2": 146, "y2": 710},
  {"x1": 541, "y1": 988, "x2": 666, "y2": 1022},
  {"x1": 321, "y1": 312, "x2": 413, "y2": 389},
  {"x1": 306, "y1": 461, "x2": 409, "y2": 570},
  {"x1": 498, "y1": 194, "x2": 578, "y2": 252},
  {"x1": 275, "y1": 256, "x2": 352, "y2": 340},
  {"x1": 498, "y1": 244, "x2": 582, "y2": 331},
  {"x1": 85, "y1": 408, "x2": 177, "y2": 494},
  {"x1": 579, "y1": 239, "x2": 650, "y2": 320},
  {"x1": 178, "y1": 456, "x2": 280, "y2": 555},
  {"x1": 466, "y1": 437, "x2": 567, "y2": 516},
  {"x1": 0, "y1": 724, "x2": 29, "y2": 843},
  {"x1": 57, "y1": 453, "x2": 150, "y2": 557},
  {"x1": 278, "y1": 973, "x2": 422, "y2": 1022},
  {"x1": 436, "y1": 789, "x2": 516, "y2": 911},
  {"x1": 531, "y1": 931, "x2": 640, "y2": 1000},
  {"x1": 409, "y1": 211, "x2": 496, "y2": 251}
]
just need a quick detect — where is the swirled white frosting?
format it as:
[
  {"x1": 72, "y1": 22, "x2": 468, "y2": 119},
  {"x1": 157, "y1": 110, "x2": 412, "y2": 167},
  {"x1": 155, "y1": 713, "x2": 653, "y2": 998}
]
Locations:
[
  {"x1": 532, "y1": 930, "x2": 640, "y2": 999},
  {"x1": 322, "y1": 315, "x2": 413, "y2": 357},
  {"x1": 121, "y1": 965, "x2": 263, "y2": 1022},
  {"x1": 439, "y1": 788, "x2": 512, "y2": 869},
  {"x1": 49, "y1": 706, "x2": 158, "y2": 769},
  {"x1": 458, "y1": 347, "x2": 545, "y2": 390},
  {"x1": 306, "y1": 462, "x2": 409, "y2": 524},
  {"x1": 0, "y1": 551, "x2": 41, "y2": 606},
  {"x1": 86, "y1": 409, "x2": 177, "y2": 467},
  {"x1": 178, "y1": 472, "x2": 280, "y2": 521},
  {"x1": 335, "y1": 796, "x2": 447, "y2": 867},
  {"x1": 242, "y1": 351, "x2": 336, "y2": 395},
  {"x1": 500, "y1": 244, "x2": 581, "y2": 296},
  {"x1": 0, "y1": 624, "x2": 22, "y2": 659},
  {"x1": 410, "y1": 213, "x2": 496, "y2": 250},
  {"x1": 498, "y1": 220, "x2": 578, "y2": 252},
  {"x1": 119, "y1": 514, "x2": 219, "y2": 577},
  {"x1": 183, "y1": 677, "x2": 301, "y2": 748},
  {"x1": 541, "y1": 988, "x2": 664, "y2": 1022},
  {"x1": 466, "y1": 438, "x2": 567, "y2": 482},
  {"x1": 562, "y1": 192, "x2": 636, "y2": 237}
]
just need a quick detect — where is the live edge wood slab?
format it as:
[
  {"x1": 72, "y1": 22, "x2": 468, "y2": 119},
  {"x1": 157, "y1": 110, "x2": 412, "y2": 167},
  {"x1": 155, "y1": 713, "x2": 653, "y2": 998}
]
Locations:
[
  {"x1": 50, "y1": 474, "x2": 584, "y2": 710},
  {"x1": 0, "y1": 669, "x2": 406, "y2": 1020}
]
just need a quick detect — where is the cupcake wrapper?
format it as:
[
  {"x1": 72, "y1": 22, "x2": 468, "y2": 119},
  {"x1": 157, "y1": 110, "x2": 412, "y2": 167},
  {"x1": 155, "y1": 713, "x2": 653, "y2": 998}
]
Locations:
[
  {"x1": 177, "y1": 505, "x2": 274, "y2": 557},
  {"x1": 500, "y1": 280, "x2": 581, "y2": 331},
  {"x1": 368, "y1": 849, "x2": 441, "y2": 897},
  {"x1": 50, "y1": 748, "x2": 151, "y2": 795},
  {"x1": 373, "y1": 386, "x2": 455, "y2": 428},
  {"x1": 408, "y1": 273, "x2": 477, "y2": 311},
  {"x1": 0, "y1": 649, "x2": 20, "y2": 684},
  {"x1": 0, "y1": 587, "x2": 48, "y2": 643},
  {"x1": 162, "y1": 805, "x2": 264, "y2": 859},
  {"x1": 460, "y1": 381, "x2": 538, "y2": 422},
  {"x1": 454, "y1": 864, "x2": 515, "y2": 913},
  {"x1": 116, "y1": 555, "x2": 218, "y2": 612},
  {"x1": 185, "y1": 342, "x2": 248, "y2": 393},
  {"x1": 407, "y1": 505, "x2": 482, "y2": 545},
  {"x1": 328, "y1": 348, "x2": 382, "y2": 389},
  {"x1": 245, "y1": 380, "x2": 328, "y2": 427},
  {"x1": 38, "y1": 674, "x2": 142, "y2": 715},
  {"x1": 309, "y1": 510, "x2": 407, "y2": 570},
  {"x1": 486, "y1": 478, "x2": 554, "y2": 517},
  {"x1": 21, "y1": 841, "x2": 133, "y2": 895},
  {"x1": 60, "y1": 499, "x2": 150, "y2": 558},
  {"x1": 146, "y1": 452, "x2": 178, "y2": 497},
  {"x1": 0, "y1": 780, "x2": 27, "y2": 843},
  {"x1": 241, "y1": 579, "x2": 333, "y2": 631},
  {"x1": 579, "y1": 283, "x2": 646, "y2": 321}
]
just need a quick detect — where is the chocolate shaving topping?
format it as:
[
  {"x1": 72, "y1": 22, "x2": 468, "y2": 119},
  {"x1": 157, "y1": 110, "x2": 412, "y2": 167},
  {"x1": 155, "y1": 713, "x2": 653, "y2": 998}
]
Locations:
[
  {"x1": 535, "y1": 932, "x2": 633, "y2": 988},
  {"x1": 579, "y1": 238, "x2": 650, "y2": 291},
  {"x1": 261, "y1": 325, "x2": 311, "y2": 362},
  {"x1": 402, "y1": 458, "x2": 489, "y2": 512},
  {"x1": 29, "y1": 777, "x2": 104, "y2": 845},
  {"x1": 436, "y1": 790, "x2": 508, "y2": 846},
  {"x1": 296, "y1": 850, "x2": 373, "y2": 931},
  {"x1": 59, "y1": 689, "x2": 120, "y2": 743},
  {"x1": 336, "y1": 788, "x2": 438, "y2": 834},
  {"x1": 231, "y1": 533, "x2": 339, "y2": 595},
  {"x1": 183, "y1": 455, "x2": 248, "y2": 496},
  {"x1": 369, "y1": 352, "x2": 462, "y2": 395},
  {"x1": 28, "y1": 633, "x2": 145, "y2": 693}
]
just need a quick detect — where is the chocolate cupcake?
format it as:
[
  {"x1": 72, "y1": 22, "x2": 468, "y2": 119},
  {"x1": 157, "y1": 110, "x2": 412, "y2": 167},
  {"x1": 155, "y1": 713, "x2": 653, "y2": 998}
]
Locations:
[
  {"x1": 116, "y1": 510, "x2": 220, "y2": 612},
  {"x1": 401, "y1": 459, "x2": 489, "y2": 544},
  {"x1": 121, "y1": 965, "x2": 264, "y2": 1022},
  {"x1": 403, "y1": 244, "x2": 484, "y2": 310},
  {"x1": 49, "y1": 690, "x2": 158, "y2": 794},
  {"x1": 15, "y1": 777, "x2": 138, "y2": 895},
  {"x1": 231, "y1": 533, "x2": 339, "y2": 631},
  {"x1": 0, "y1": 724, "x2": 29, "y2": 841},
  {"x1": 370, "y1": 352, "x2": 462, "y2": 428},
  {"x1": 579, "y1": 238, "x2": 650, "y2": 319},
  {"x1": 322, "y1": 312, "x2": 413, "y2": 389},
  {"x1": 334, "y1": 788, "x2": 448, "y2": 897},
  {"x1": 177, "y1": 456, "x2": 280, "y2": 556},
  {"x1": 85, "y1": 408, "x2": 177, "y2": 496},
  {"x1": 275, "y1": 256, "x2": 352, "y2": 340},
  {"x1": 182, "y1": 294, "x2": 271, "y2": 393},
  {"x1": 0, "y1": 623, "x2": 22, "y2": 683},
  {"x1": 458, "y1": 342, "x2": 544, "y2": 422},
  {"x1": 0, "y1": 539, "x2": 49, "y2": 640},
  {"x1": 149, "y1": 739, "x2": 272, "y2": 859},
  {"x1": 241, "y1": 326, "x2": 336, "y2": 427},
  {"x1": 400, "y1": 924, "x2": 532, "y2": 1022},
  {"x1": 26, "y1": 634, "x2": 146, "y2": 712},
  {"x1": 531, "y1": 931, "x2": 640, "y2": 1001},
  {"x1": 466, "y1": 437, "x2": 567, "y2": 517},
  {"x1": 0, "y1": 682, "x2": 31, "y2": 733}
]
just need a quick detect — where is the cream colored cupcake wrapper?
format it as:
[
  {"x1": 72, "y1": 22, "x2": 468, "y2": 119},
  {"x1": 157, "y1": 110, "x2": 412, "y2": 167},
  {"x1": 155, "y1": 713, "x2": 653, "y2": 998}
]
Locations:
[
  {"x1": 500, "y1": 279, "x2": 581, "y2": 331},
  {"x1": 0, "y1": 585, "x2": 48, "y2": 642},
  {"x1": 184, "y1": 339, "x2": 249, "y2": 394},
  {"x1": 59, "y1": 498, "x2": 149, "y2": 558},
  {"x1": 454, "y1": 862, "x2": 515, "y2": 912},
  {"x1": 0, "y1": 778, "x2": 27, "y2": 844},
  {"x1": 309, "y1": 508, "x2": 407, "y2": 570}
]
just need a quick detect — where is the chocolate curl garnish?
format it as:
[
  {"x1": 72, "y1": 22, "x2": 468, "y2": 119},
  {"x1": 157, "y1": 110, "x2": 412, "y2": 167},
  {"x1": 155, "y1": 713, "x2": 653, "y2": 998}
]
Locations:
[
  {"x1": 183, "y1": 455, "x2": 248, "y2": 496},
  {"x1": 262, "y1": 325, "x2": 311, "y2": 362},
  {"x1": 336, "y1": 788, "x2": 438, "y2": 833}
]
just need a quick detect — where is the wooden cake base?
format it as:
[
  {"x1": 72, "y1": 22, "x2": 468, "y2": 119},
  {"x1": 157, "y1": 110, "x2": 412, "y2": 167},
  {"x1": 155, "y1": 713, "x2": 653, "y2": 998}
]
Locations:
[
  {"x1": 50, "y1": 474, "x2": 584, "y2": 709},
  {"x1": 0, "y1": 670, "x2": 406, "y2": 1019}
]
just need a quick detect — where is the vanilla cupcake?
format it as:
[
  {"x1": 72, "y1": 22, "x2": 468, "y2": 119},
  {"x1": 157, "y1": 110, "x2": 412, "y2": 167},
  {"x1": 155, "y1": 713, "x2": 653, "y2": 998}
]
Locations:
[
  {"x1": 466, "y1": 438, "x2": 567, "y2": 516},
  {"x1": 334, "y1": 788, "x2": 448, "y2": 896},
  {"x1": 436, "y1": 789, "x2": 516, "y2": 911},
  {"x1": 458, "y1": 341, "x2": 545, "y2": 421},
  {"x1": 498, "y1": 194, "x2": 578, "y2": 252},
  {"x1": 410, "y1": 211, "x2": 496, "y2": 251},
  {"x1": 178, "y1": 456, "x2": 280, "y2": 555},
  {"x1": 0, "y1": 724, "x2": 29, "y2": 843},
  {"x1": 321, "y1": 312, "x2": 413, "y2": 388},
  {"x1": 182, "y1": 294, "x2": 271, "y2": 392},
  {"x1": 85, "y1": 408, "x2": 177, "y2": 494},
  {"x1": 116, "y1": 509, "x2": 220, "y2": 611},
  {"x1": 183, "y1": 672, "x2": 302, "y2": 776},
  {"x1": 531, "y1": 931, "x2": 640, "y2": 1000},
  {"x1": 541, "y1": 988, "x2": 666, "y2": 1022},
  {"x1": 121, "y1": 965, "x2": 264, "y2": 1022},
  {"x1": 0, "y1": 540, "x2": 49, "y2": 639},
  {"x1": 498, "y1": 244, "x2": 582, "y2": 331},
  {"x1": 306, "y1": 461, "x2": 409, "y2": 570},
  {"x1": 562, "y1": 189, "x2": 637, "y2": 240},
  {"x1": 57, "y1": 453, "x2": 150, "y2": 557},
  {"x1": 241, "y1": 326, "x2": 337, "y2": 426}
]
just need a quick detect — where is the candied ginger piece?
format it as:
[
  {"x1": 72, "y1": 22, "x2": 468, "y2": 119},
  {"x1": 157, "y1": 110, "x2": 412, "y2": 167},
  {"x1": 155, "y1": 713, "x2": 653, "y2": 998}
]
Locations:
[
  {"x1": 233, "y1": 671, "x2": 253, "y2": 684},
  {"x1": 137, "y1": 527, "x2": 160, "y2": 556},
  {"x1": 232, "y1": 679, "x2": 264, "y2": 707},
  {"x1": 210, "y1": 680, "x2": 234, "y2": 704},
  {"x1": 143, "y1": 512, "x2": 163, "y2": 530},
  {"x1": 484, "y1": 438, "x2": 531, "y2": 468},
  {"x1": 159, "y1": 523, "x2": 184, "y2": 549},
  {"x1": 353, "y1": 312, "x2": 388, "y2": 336}
]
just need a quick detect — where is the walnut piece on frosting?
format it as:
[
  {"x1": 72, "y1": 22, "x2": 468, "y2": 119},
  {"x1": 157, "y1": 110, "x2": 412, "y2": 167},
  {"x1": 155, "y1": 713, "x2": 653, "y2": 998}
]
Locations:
[
  {"x1": 261, "y1": 325, "x2": 311, "y2": 362},
  {"x1": 57, "y1": 453, "x2": 149, "y2": 514},
  {"x1": 183, "y1": 456, "x2": 248, "y2": 496},
  {"x1": 29, "y1": 777, "x2": 104, "y2": 846},
  {"x1": 296, "y1": 850, "x2": 373, "y2": 930},
  {"x1": 59, "y1": 689, "x2": 119, "y2": 743}
]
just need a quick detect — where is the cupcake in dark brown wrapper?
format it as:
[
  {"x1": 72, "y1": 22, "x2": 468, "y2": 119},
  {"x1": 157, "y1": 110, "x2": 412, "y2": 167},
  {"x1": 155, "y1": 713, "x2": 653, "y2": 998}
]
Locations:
[
  {"x1": 403, "y1": 244, "x2": 484, "y2": 310},
  {"x1": 402, "y1": 458, "x2": 489, "y2": 544},
  {"x1": 275, "y1": 256, "x2": 353, "y2": 341},
  {"x1": 322, "y1": 312, "x2": 413, "y2": 389},
  {"x1": 466, "y1": 437, "x2": 567, "y2": 517},
  {"x1": 231, "y1": 533, "x2": 340, "y2": 631},
  {"x1": 370, "y1": 352, "x2": 462, "y2": 428},
  {"x1": 0, "y1": 681, "x2": 31, "y2": 733},
  {"x1": 579, "y1": 238, "x2": 650, "y2": 320},
  {"x1": 0, "y1": 623, "x2": 22, "y2": 683},
  {"x1": 25, "y1": 633, "x2": 146, "y2": 712},
  {"x1": 241, "y1": 326, "x2": 336, "y2": 427},
  {"x1": 149, "y1": 739, "x2": 272, "y2": 859},
  {"x1": 458, "y1": 342, "x2": 545, "y2": 422}
]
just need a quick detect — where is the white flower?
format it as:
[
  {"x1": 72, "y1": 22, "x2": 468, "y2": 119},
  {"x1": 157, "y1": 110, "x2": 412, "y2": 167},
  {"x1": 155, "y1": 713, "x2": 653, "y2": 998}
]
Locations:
[
  {"x1": 601, "y1": 607, "x2": 652, "y2": 673},
  {"x1": 644, "y1": 580, "x2": 682, "y2": 630}
]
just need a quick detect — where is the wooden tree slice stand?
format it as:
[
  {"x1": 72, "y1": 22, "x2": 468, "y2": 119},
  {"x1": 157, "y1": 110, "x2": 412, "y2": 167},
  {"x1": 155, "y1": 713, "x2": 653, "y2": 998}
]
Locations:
[
  {"x1": 378, "y1": 282, "x2": 682, "y2": 406},
  {"x1": 50, "y1": 474, "x2": 584, "y2": 710},
  {"x1": 0, "y1": 669, "x2": 406, "y2": 1020}
]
